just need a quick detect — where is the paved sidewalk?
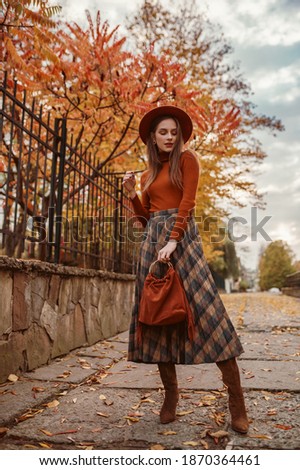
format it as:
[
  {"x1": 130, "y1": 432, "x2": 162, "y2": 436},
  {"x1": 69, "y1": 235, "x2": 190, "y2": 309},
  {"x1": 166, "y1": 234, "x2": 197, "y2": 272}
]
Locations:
[{"x1": 0, "y1": 293, "x2": 299, "y2": 450}]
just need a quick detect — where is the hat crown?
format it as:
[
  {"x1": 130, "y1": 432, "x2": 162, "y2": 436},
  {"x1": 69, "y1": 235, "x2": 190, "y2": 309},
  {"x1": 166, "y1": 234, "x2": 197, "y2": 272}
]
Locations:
[{"x1": 139, "y1": 105, "x2": 193, "y2": 144}]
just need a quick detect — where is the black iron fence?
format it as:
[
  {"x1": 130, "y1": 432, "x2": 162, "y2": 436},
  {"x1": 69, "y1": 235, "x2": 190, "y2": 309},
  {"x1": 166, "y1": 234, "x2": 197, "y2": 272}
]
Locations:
[{"x1": 0, "y1": 74, "x2": 141, "y2": 273}]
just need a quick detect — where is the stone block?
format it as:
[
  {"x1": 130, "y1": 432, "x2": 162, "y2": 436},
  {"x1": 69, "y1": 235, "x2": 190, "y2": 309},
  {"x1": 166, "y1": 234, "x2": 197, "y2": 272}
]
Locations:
[
  {"x1": 48, "y1": 275, "x2": 61, "y2": 307},
  {"x1": 12, "y1": 272, "x2": 30, "y2": 331},
  {"x1": 30, "y1": 275, "x2": 49, "y2": 322},
  {"x1": 0, "y1": 271, "x2": 13, "y2": 336},
  {"x1": 58, "y1": 278, "x2": 72, "y2": 316},
  {"x1": 40, "y1": 301, "x2": 58, "y2": 341},
  {"x1": 0, "y1": 333, "x2": 26, "y2": 382},
  {"x1": 52, "y1": 303, "x2": 87, "y2": 358},
  {"x1": 25, "y1": 323, "x2": 52, "y2": 370}
]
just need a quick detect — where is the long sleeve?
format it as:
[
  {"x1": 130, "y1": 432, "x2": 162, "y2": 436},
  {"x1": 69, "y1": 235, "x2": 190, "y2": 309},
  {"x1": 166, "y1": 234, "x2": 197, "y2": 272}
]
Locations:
[
  {"x1": 130, "y1": 172, "x2": 150, "y2": 227},
  {"x1": 169, "y1": 152, "x2": 200, "y2": 241}
]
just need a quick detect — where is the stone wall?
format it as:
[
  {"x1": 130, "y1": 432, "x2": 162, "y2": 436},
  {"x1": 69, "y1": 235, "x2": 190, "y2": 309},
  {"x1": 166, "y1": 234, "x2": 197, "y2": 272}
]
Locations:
[{"x1": 0, "y1": 256, "x2": 136, "y2": 383}]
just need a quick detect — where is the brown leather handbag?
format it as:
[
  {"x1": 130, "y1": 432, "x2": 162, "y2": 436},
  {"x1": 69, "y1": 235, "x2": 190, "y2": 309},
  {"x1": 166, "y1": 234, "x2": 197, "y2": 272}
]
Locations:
[{"x1": 138, "y1": 260, "x2": 195, "y2": 341}]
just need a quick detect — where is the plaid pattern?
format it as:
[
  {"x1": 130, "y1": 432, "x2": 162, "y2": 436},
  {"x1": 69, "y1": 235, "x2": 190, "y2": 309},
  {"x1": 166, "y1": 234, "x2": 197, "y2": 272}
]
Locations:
[{"x1": 128, "y1": 208, "x2": 244, "y2": 364}]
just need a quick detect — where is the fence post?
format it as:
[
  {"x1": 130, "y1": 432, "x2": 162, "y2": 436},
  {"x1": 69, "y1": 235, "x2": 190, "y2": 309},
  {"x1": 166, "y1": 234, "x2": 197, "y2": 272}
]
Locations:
[{"x1": 54, "y1": 118, "x2": 67, "y2": 264}]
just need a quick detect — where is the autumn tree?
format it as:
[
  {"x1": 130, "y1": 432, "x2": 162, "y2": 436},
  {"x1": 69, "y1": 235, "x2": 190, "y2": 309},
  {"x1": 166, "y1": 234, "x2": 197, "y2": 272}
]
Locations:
[
  {"x1": 126, "y1": 0, "x2": 284, "y2": 214},
  {"x1": 1, "y1": 0, "x2": 62, "y2": 84},
  {"x1": 258, "y1": 240, "x2": 296, "y2": 291}
]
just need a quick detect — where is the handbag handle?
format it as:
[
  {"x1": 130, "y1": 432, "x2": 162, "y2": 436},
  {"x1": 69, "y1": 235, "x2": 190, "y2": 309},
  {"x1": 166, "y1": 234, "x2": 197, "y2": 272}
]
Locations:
[{"x1": 148, "y1": 260, "x2": 173, "y2": 274}]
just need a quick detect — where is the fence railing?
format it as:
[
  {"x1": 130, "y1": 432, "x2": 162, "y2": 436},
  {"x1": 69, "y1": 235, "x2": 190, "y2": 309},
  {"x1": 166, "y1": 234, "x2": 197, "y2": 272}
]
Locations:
[{"x1": 0, "y1": 74, "x2": 141, "y2": 274}]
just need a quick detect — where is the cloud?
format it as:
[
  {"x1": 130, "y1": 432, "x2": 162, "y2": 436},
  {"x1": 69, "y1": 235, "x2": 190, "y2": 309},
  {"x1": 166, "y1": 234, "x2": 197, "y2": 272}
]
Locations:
[{"x1": 202, "y1": 0, "x2": 300, "y2": 46}]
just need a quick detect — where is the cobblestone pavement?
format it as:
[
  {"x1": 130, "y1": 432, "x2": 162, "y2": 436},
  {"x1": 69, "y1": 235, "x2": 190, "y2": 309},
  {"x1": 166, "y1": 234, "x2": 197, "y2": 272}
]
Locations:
[{"x1": 0, "y1": 292, "x2": 299, "y2": 451}]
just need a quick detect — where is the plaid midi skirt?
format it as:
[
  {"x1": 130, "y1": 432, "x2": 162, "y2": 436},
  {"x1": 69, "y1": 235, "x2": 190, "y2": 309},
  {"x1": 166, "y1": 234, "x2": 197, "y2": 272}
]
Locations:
[{"x1": 127, "y1": 208, "x2": 244, "y2": 364}]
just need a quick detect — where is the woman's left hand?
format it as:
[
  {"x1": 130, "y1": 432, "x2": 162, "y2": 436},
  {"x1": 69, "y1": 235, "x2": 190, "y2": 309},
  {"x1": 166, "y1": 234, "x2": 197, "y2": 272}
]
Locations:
[{"x1": 158, "y1": 240, "x2": 178, "y2": 262}]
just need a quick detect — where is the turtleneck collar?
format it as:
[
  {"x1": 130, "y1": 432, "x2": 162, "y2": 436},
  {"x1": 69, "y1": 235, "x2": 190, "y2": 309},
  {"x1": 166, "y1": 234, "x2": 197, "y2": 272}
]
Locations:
[{"x1": 158, "y1": 151, "x2": 170, "y2": 162}]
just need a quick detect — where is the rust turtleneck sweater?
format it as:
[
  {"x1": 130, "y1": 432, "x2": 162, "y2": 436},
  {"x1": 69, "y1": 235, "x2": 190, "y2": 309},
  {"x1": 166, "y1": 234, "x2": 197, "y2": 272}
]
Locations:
[{"x1": 131, "y1": 150, "x2": 200, "y2": 241}]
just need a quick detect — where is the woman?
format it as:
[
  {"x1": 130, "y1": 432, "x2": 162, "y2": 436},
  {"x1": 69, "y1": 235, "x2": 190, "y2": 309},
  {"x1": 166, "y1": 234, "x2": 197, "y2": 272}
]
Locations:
[{"x1": 122, "y1": 105, "x2": 249, "y2": 433}]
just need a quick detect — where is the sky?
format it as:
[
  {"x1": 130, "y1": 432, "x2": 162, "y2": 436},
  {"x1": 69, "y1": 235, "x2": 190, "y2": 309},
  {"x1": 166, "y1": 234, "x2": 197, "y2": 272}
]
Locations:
[{"x1": 56, "y1": 0, "x2": 300, "y2": 271}]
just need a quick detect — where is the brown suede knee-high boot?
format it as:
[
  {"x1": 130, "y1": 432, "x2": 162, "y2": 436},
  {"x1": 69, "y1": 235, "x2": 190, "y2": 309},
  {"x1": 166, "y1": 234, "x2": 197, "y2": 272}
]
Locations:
[
  {"x1": 216, "y1": 358, "x2": 249, "y2": 434},
  {"x1": 158, "y1": 363, "x2": 179, "y2": 424}
]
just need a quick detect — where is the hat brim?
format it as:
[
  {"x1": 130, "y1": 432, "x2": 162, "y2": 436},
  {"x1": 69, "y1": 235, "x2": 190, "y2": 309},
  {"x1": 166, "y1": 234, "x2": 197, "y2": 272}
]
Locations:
[{"x1": 139, "y1": 105, "x2": 193, "y2": 144}]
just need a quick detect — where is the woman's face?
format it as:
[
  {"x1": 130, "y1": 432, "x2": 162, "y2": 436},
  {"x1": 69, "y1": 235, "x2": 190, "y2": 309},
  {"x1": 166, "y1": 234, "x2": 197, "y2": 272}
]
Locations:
[{"x1": 154, "y1": 118, "x2": 178, "y2": 153}]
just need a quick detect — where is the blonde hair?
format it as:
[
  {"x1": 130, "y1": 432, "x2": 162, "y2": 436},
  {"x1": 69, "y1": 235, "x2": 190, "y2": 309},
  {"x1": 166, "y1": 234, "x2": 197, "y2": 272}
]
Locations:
[{"x1": 143, "y1": 116, "x2": 184, "y2": 191}]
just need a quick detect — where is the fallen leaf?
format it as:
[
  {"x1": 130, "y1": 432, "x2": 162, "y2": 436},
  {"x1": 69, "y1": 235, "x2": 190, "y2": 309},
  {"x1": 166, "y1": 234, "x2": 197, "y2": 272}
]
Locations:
[
  {"x1": 44, "y1": 399, "x2": 60, "y2": 408},
  {"x1": 99, "y1": 394, "x2": 106, "y2": 400},
  {"x1": 32, "y1": 387, "x2": 45, "y2": 393},
  {"x1": 0, "y1": 427, "x2": 9, "y2": 437},
  {"x1": 104, "y1": 400, "x2": 114, "y2": 406},
  {"x1": 140, "y1": 398, "x2": 156, "y2": 404},
  {"x1": 158, "y1": 430, "x2": 177, "y2": 436},
  {"x1": 200, "y1": 439, "x2": 209, "y2": 449},
  {"x1": 275, "y1": 424, "x2": 293, "y2": 430},
  {"x1": 57, "y1": 371, "x2": 71, "y2": 378},
  {"x1": 248, "y1": 434, "x2": 273, "y2": 440},
  {"x1": 40, "y1": 429, "x2": 53, "y2": 436},
  {"x1": 208, "y1": 430, "x2": 229, "y2": 440},
  {"x1": 183, "y1": 441, "x2": 199, "y2": 447},
  {"x1": 17, "y1": 409, "x2": 44, "y2": 422},
  {"x1": 124, "y1": 416, "x2": 140, "y2": 422},
  {"x1": 150, "y1": 444, "x2": 165, "y2": 450},
  {"x1": 96, "y1": 412, "x2": 109, "y2": 418},
  {"x1": 267, "y1": 409, "x2": 277, "y2": 416},
  {"x1": 40, "y1": 428, "x2": 78, "y2": 437},
  {"x1": 7, "y1": 374, "x2": 18, "y2": 382},
  {"x1": 39, "y1": 442, "x2": 52, "y2": 449},
  {"x1": 176, "y1": 410, "x2": 194, "y2": 416},
  {"x1": 261, "y1": 368, "x2": 272, "y2": 372}
]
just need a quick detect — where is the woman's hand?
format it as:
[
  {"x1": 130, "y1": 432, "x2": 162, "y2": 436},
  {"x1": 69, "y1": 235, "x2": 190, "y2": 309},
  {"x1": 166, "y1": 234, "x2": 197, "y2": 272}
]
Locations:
[
  {"x1": 158, "y1": 240, "x2": 178, "y2": 261},
  {"x1": 122, "y1": 171, "x2": 136, "y2": 198}
]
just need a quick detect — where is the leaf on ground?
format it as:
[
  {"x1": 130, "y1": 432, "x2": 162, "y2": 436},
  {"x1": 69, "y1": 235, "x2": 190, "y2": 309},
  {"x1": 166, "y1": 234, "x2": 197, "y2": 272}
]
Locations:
[
  {"x1": 17, "y1": 409, "x2": 44, "y2": 422},
  {"x1": 124, "y1": 416, "x2": 140, "y2": 423},
  {"x1": 200, "y1": 439, "x2": 209, "y2": 449},
  {"x1": 7, "y1": 374, "x2": 18, "y2": 382},
  {"x1": 40, "y1": 429, "x2": 53, "y2": 436},
  {"x1": 176, "y1": 410, "x2": 194, "y2": 416},
  {"x1": 40, "y1": 428, "x2": 78, "y2": 437},
  {"x1": 261, "y1": 368, "x2": 272, "y2": 372},
  {"x1": 275, "y1": 424, "x2": 293, "y2": 430},
  {"x1": 267, "y1": 409, "x2": 277, "y2": 416},
  {"x1": 57, "y1": 391, "x2": 68, "y2": 396},
  {"x1": 248, "y1": 434, "x2": 273, "y2": 440},
  {"x1": 189, "y1": 421, "x2": 210, "y2": 427},
  {"x1": 57, "y1": 371, "x2": 71, "y2": 378},
  {"x1": 158, "y1": 430, "x2": 177, "y2": 436},
  {"x1": 91, "y1": 428, "x2": 102, "y2": 433},
  {"x1": 208, "y1": 430, "x2": 229, "y2": 440},
  {"x1": 44, "y1": 399, "x2": 60, "y2": 408},
  {"x1": 140, "y1": 398, "x2": 156, "y2": 404},
  {"x1": 211, "y1": 412, "x2": 225, "y2": 426},
  {"x1": 39, "y1": 442, "x2": 53, "y2": 449},
  {"x1": 127, "y1": 411, "x2": 144, "y2": 417},
  {"x1": 32, "y1": 387, "x2": 45, "y2": 393},
  {"x1": 99, "y1": 394, "x2": 107, "y2": 400},
  {"x1": 96, "y1": 412, "x2": 109, "y2": 418},
  {"x1": 150, "y1": 444, "x2": 165, "y2": 450},
  {"x1": 183, "y1": 441, "x2": 199, "y2": 447},
  {"x1": 131, "y1": 403, "x2": 140, "y2": 410},
  {"x1": 104, "y1": 400, "x2": 114, "y2": 406},
  {"x1": 0, "y1": 427, "x2": 9, "y2": 437}
]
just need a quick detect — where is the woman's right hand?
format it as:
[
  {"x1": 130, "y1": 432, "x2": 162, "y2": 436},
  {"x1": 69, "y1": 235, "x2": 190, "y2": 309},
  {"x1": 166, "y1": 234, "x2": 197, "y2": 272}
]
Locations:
[{"x1": 122, "y1": 171, "x2": 136, "y2": 198}]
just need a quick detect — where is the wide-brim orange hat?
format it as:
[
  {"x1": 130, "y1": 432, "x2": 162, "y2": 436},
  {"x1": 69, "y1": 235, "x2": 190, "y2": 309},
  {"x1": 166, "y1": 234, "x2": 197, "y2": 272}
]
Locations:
[{"x1": 139, "y1": 105, "x2": 193, "y2": 144}]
